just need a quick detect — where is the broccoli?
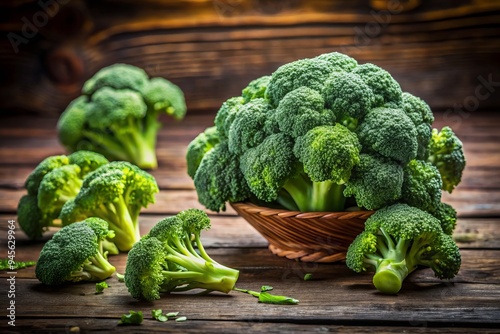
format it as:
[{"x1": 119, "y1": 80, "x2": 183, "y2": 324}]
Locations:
[
  {"x1": 17, "y1": 152, "x2": 108, "y2": 239},
  {"x1": 124, "y1": 209, "x2": 239, "y2": 301},
  {"x1": 346, "y1": 204, "x2": 461, "y2": 294},
  {"x1": 186, "y1": 126, "x2": 220, "y2": 178},
  {"x1": 58, "y1": 63, "x2": 186, "y2": 169},
  {"x1": 60, "y1": 161, "x2": 158, "y2": 251},
  {"x1": 430, "y1": 202, "x2": 458, "y2": 236},
  {"x1": 187, "y1": 52, "x2": 465, "y2": 213},
  {"x1": 427, "y1": 126, "x2": 466, "y2": 193},
  {"x1": 401, "y1": 159, "x2": 442, "y2": 213},
  {"x1": 344, "y1": 154, "x2": 403, "y2": 210},
  {"x1": 35, "y1": 218, "x2": 116, "y2": 285}
]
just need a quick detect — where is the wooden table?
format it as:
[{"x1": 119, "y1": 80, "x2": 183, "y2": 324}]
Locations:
[{"x1": 0, "y1": 112, "x2": 499, "y2": 333}]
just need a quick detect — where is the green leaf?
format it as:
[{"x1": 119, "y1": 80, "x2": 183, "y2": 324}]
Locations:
[
  {"x1": 119, "y1": 311, "x2": 143, "y2": 325},
  {"x1": 95, "y1": 281, "x2": 109, "y2": 294},
  {"x1": 258, "y1": 292, "x2": 299, "y2": 305},
  {"x1": 0, "y1": 259, "x2": 36, "y2": 271},
  {"x1": 260, "y1": 285, "x2": 273, "y2": 292}
]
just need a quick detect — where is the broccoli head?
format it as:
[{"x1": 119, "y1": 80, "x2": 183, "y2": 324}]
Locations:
[
  {"x1": 25, "y1": 155, "x2": 69, "y2": 196},
  {"x1": 346, "y1": 204, "x2": 461, "y2": 294},
  {"x1": 351, "y1": 63, "x2": 403, "y2": 107},
  {"x1": 242, "y1": 75, "x2": 271, "y2": 102},
  {"x1": 401, "y1": 159, "x2": 442, "y2": 213},
  {"x1": 214, "y1": 97, "x2": 245, "y2": 139},
  {"x1": 60, "y1": 161, "x2": 159, "y2": 251},
  {"x1": 58, "y1": 63, "x2": 186, "y2": 169},
  {"x1": 35, "y1": 218, "x2": 116, "y2": 285},
  {"x1": 125, "y1": 209, "x2": 239, "y2": 301},
  {"x1": 186, "y1": 126, "x2": 220, "y2": 179},
  {"x1": 427, "y1": 126, "x2": 466, "y2": 193}
]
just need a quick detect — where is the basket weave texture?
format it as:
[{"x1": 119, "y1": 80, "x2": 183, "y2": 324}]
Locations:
[{"x1": 230, "y1": 202, "x2": 373, "y2": 263}]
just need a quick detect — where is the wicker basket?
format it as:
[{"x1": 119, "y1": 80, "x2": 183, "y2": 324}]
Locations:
[{"x1": 230, "y1": 202, "x2": 374, "y2": 263}]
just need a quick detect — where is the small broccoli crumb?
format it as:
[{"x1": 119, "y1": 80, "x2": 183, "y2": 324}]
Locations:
[
  {"x1": 175, "y1": 316, "x2": 187, "y2": 322},
  {"x1": 95, "y1": 281, "x2": 109, "y2": 294},
  {"x1": 304, "y1": 273, "x2": 313, "y2": 281},
  {"x1": 152, "y1": 309, "x2": 168, "y2": 322},
  {"x1": 119, "y1": 311, "x2": 143, "y2": 325},
  {"x1": 0, "y1": 259, "x2": 36, "y2": 271},
  {"x1": 116, "y1": 273, "x2": 125, "y2": 282}
]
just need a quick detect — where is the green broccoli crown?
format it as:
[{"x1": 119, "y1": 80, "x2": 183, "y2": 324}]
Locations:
[
  {"x1": 124, "y1": 236, "x2": 167, "y2": 301},
  {"x1": 25, "y1": 155, "x2": 69, "y2": 196},
  {"x1": 240, "y1": 133, "x2": 297, "y2": 202},
  {"x1": 358, "y1": 107, "x2": 418, "y2": 164},
  {"x1": 274, "y1": 86, "x2": 335, "y2": 138},
  {"x1": 37, "y1": 164, "x2": 83, "y2": 219},
  {"x1": 428, "y1": 127, "x2": 466, "y2": 193},
  {"x1": 194, "y1": 142, "x2": 251, "y2": 212},
  {"x1": 401, "y1": 159, "x2": 442, "y2": 212},
  {"x1": 344, "y1": 153, "x2": 403, "y2": 210},
  {"x1": 87, "y1": 87, "x2": 147, "y2": 129},
  {"x1": 351, "y1": 63, "x2": 402, "y2": 107},
  {"x1": 266, "y1": 58, "x2": 333, "y2": 107},
  {"x1": 314, "y1": 52, "x2": 358, "y2": 71},
  {"x1": 242, "y1": 75, "x2": 271, "y2": 102},
  {"x1": 17, "y1": 195, "x2": 48, "y2": 240},
  {"x1": 322, "y1": 72, "x2": 375, "y2": 120},
  {"x1": 214, "y1": 97, "x2": 244, "y2": 139},
  {"x1": 82, "y1": 63, "x2": 149, "y2": 96},
  {"x1": 228, "y1": 98, "x2": 274, "y2": 155},
  {"x1": 347, "y1": 204, "x2": 460, "y2": 294},
  {"x1": 80, "y1": 217, "x2": 116, "y2": 241},
  {"x1": 66, "y1": 161, "x2": 158, "y2": 251},
  {"x1": 35, "y1": 221, "x2": 116, "y2": 285},
  {"x1": 143, "y1": 77, "x2": 187, "y2": 120},
  {"x1": 68, "y1": 151, "x2": 109, "y2": 177},
  {"x1": 294, "y1": 124, "x2": 360, "y2": 184},
  {"x1": 57, "y1": 96, "x2": 89, "y2": 152},
  {"x1": 186, "y1": 126, "x2": 220, "y2": 179},
  {"x1": 430, "y1": 202, "x2": 457, "y2": 235},
  {"x1": 125, "y1": 212, "x2": 239, "y2": 301}
]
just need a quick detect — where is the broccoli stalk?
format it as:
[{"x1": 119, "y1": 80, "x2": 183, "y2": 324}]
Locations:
[
  {"x1": 346, "y1": 204, "x2": 461, "y2": 294},
  {"x1": 125, "y1": 209, "x2": 239, "y2": 301}
]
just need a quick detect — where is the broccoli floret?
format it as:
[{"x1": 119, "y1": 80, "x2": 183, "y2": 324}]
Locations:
[
  {"x1": 242, "y1": 75, "x2": 271, "y2": 102},
  {"x1": 430, "y1": 202, "x2": 457, "y2": 235},
  {"x1": 401, "y1": 92, "x2": 434, "y2": 159},
  {"x1": 401, "y1": 159, "x2": 442, "y2": 213},
  {"x1": 352, "y1": 63, "x2": 402, "y2": 107},
  {"x1": 82, "y1": 63, "x2": 149, "y2": 95},
  {"x1": 35, "y1": 218, "x2": 116, "y2": 285},
  {"x1": 17, "y1": 195, "x2": 50, "y2": 240},
  {"x1": 346, "y1": 204, "x2": 461, "y2": 294},
  {"x1": 228, "y1": 98, "x2": 274, "y2": 155},
  {"x1": 266, "y1": 58, "x2": 333, "y2": 107},
  {"x1": 427, "y1": 127, "x2": 466, "y2": 193},
  {"x1": 293, "y1": 124, "x2": 361, "y2": 211},
  {"x1": 60, "y1": 161, "x2": 159, "y2": 251},
  {"x1": 68, "y1": 151, "x2": 109, "y2": 178},
  {"x1": 214, "y1": 97, "x2": 244, "y2": 139},
  {"x1": 125, "y1": 209, "x2": 239, "y2": 301},
  {"x1": 274, "y1": 87, "x2": 335, "y2": 138},
  {"x1": 186, "y1": 126, "x2": 220, "y2": 178},
  {"x1": 314, "y1": 52, "x2": 358, "y2": 72},
  {"x1": 38, "y1": 164, "x2": 83, "y2": 221},
  {"x1": 357, "y1": 107, "x2": 418, "y2": 165},
  {"x1": 25, "y1": 155, "x2": 69, "y2": 196},
  {"x1": 193, "y1": 142, "x2": 250, "y2": 212},
  {"x1": 322, "y1": 72, "x2": 375, "y2": 122},
  {"x1": 58, "y1": 64, "x2": 186, "y2": 169},
  {"x1": 344, "y1": 154, "x2": 403, "y2": 210}
]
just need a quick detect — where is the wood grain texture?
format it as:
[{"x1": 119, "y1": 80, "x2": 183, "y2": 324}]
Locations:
[{"x1": 1, "y1": 0, "x2": 499, "y2": 115}]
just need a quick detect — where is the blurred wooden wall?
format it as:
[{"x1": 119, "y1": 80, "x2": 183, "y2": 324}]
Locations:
[{"x1": 1, "y1": 0, "x2": 499, "y2": 116}]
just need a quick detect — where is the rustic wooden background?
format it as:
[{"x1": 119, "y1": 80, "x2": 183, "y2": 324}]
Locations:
[{"x1": 1, "y1": 0, "x2": 500, "y2": 116}]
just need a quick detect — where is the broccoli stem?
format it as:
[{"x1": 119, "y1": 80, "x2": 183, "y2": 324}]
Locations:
[
  {"x1": 118, "y1": 125, "x2": 157, "y2": 170},
  {"x1": 82, "y1": 130, "x2": 131, "y2": 161},
  {"x1": 83, "y1": 251, "x2": 116, "y2": 281},
  {"x1": 99, "y1": 198, "x2": 141, "y2": 251},
  {"x1": 163, "y1": 243, "x2": 239, "y2": 293},
  {"x1": 282, "y1": 174, "x2": 313, "y2": 212},
  {"x1": 311, "y1": 181, "x2": 346, "y2": 212}
]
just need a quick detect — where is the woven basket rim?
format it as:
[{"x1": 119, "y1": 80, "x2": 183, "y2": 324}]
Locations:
[{"x1": 230, "y1": 201, "x2": 374, "y2": 219}]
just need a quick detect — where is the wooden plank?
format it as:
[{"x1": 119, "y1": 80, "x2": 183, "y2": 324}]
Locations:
[{"x1": 4, "y1": 319, "x2": 499, "y2": 334}]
